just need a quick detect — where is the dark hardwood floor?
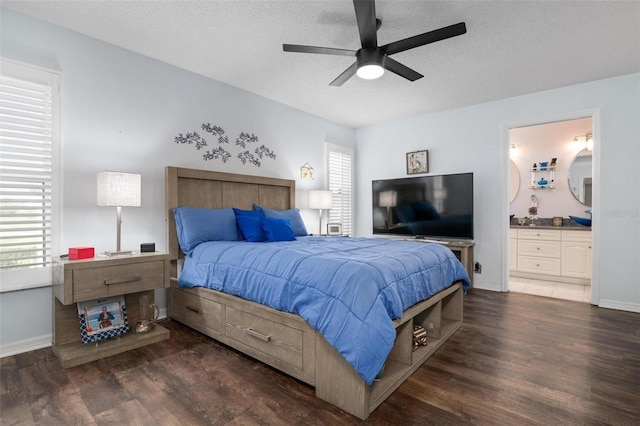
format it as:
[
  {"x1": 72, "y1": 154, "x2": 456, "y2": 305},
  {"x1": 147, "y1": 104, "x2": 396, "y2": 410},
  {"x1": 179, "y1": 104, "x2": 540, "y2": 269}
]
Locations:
[{"x1": 2, "y1": 290, "x2": 639, "y2": 425}]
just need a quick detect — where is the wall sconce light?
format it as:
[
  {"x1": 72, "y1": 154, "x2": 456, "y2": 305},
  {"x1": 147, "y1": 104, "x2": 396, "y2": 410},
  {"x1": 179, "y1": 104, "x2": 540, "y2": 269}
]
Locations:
[
  {"x1": 300, "y1": 162, "x2": 314, "y2": 180},
  {"x1": 509, "y1": 143, "x2": 519, "y2": 158},
  {"x1": 97, "y1": 171, "x2": 141, "y2": 256},
  {"x1": 573, "y1": 133, "x2": 593, "y2": 151},
  {"x1": 308, "y1": 190, "x2": 333, "y2": 235}
]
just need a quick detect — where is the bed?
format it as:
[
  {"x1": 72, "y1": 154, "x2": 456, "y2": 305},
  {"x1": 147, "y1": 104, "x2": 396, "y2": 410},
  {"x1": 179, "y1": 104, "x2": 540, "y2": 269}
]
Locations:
[{"x1": 165, "y1": 166, "x2": 470, "y2": 419}]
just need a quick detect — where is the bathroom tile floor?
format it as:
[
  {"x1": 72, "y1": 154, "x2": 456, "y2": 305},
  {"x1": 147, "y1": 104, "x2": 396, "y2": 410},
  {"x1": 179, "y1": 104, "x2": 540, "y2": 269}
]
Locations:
[{"x1": 509, "y1": 276, "x2": 591, "y2": 303}]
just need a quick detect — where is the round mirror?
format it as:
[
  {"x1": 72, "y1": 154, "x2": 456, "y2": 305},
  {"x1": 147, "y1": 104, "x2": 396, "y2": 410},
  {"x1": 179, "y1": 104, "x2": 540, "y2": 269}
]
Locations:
[
  {"x1": 568, "y1": 148, "x2": 592, "y2": 206},
  {"x1": 509, "y1": 160, "x2": 520, "y2": 202}
]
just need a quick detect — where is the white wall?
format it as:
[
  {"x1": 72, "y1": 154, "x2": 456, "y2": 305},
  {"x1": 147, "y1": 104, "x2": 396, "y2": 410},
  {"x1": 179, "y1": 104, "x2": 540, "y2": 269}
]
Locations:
[
  {"x1": 355, "y1": 74, "x2": 640, "y2": 313},
  {"x1": 0, "y1": 9, "x2": 355, "y2": 353}
]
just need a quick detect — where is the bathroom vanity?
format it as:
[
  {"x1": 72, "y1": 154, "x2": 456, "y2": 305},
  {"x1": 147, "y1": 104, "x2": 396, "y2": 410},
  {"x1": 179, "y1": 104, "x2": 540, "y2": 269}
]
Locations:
[{"x1": 509, "y1": 226, "x2": 591, "y2": 285}]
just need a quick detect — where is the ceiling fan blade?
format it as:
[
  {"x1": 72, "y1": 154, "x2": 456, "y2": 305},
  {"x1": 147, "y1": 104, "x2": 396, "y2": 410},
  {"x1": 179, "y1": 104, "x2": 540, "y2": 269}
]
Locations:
[
  {"x1": 382, "y1": 22, "x2": 467, "y2": 56},
  {"x1": 330, "y1": 62, "x2": 358, "y2": 86},
  {"x1": 353, "y1": 0, "x2": 377, "y2": 48},
  {"x1": 283, "y1": 44, "x2": 356, "y2": 57},
  {"x1": 384, "y1": 57, "x2": 424, "y2": 81}
]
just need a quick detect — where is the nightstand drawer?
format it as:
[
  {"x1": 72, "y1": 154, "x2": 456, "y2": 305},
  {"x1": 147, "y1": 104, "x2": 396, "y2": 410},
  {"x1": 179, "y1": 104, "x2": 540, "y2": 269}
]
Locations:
[{"x1": 72, "y1": 260, "x2": 166, "y2": 302}]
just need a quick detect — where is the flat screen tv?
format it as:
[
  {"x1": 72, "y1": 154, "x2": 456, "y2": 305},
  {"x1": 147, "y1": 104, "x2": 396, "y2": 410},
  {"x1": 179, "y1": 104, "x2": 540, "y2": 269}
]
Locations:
[{"x1": 372, "y1": 172, "x2": 474, "y2": 240}]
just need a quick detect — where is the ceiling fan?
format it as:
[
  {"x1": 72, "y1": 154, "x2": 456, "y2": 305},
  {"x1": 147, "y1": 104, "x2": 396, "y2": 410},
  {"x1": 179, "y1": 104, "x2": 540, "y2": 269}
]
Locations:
[{"x1": 283, "y1": 0, "x2": 466, "y2": 86}]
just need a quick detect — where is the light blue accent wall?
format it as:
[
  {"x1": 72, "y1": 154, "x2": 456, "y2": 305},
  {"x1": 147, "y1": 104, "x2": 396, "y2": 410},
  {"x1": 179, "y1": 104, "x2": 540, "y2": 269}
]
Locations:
[
  {"x1": 355, "y1": 73, "x2": 640, "y2": 309},
  {"x1": 0, "y1": 9, "x2": 355, "y2": 352}
]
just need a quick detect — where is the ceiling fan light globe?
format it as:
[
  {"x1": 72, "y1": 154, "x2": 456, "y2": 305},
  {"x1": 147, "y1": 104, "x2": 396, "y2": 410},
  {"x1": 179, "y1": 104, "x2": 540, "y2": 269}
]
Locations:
[
  {"x1": 356, "y1": 64, "x2": 384, "y2": 80},
  {"x1": 357, "y1": 64, "x2": 384, "y2": 80}
]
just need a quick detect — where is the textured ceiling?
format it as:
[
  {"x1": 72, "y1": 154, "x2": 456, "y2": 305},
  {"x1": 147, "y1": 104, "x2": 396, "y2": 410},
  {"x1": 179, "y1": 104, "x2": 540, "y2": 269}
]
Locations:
[{"x1": 3, "y1": 0, "x2": 639, "y2": 128}]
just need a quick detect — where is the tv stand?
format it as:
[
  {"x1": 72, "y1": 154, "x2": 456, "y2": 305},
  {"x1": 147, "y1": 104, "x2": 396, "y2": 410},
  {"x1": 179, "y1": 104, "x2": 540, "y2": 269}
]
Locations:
[
  {"x1": 405, "y1": 238, "x2": 474, "y2": 287},
  {"x1": 412, "y1": 236, "x2": 447, "y2": 244}
]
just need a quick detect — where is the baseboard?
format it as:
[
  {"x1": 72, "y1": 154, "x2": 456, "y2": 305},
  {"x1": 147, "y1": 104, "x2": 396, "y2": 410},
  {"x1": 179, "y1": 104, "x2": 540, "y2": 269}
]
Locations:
[
  {"x1": 510, "y1": 271, "x2": 590, "y2": 286},
  {"x1": 598, "y1": 299, "x2": 640, "y2": 313},
  {"x1": 0, "y1": 334, "x2": 51, "y2": 358},
  {"x1": 472, "y1": 281, "x2": 502, "y2": 292},
  {"x1": 1, "y1": 310, "x2": 169, "y2": 359}
]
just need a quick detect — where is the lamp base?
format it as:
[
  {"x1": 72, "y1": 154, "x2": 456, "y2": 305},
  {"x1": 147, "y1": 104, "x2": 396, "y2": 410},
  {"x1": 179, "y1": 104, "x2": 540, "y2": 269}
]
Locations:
[{"x1": 104, "y1": 250, "x2": 133, "y2": 257}]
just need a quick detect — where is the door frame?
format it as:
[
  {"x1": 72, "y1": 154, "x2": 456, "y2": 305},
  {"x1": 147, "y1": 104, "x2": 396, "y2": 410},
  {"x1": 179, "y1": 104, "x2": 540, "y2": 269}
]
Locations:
[{"x1": 501, "y1": 108, "x2": 600, "y2": 304}]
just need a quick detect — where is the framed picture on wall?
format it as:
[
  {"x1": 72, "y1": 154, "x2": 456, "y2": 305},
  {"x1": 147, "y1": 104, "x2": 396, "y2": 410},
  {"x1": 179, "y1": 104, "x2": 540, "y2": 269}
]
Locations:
[{"x1": 406, "y1": 150, "x2": 429, "y2": 174}]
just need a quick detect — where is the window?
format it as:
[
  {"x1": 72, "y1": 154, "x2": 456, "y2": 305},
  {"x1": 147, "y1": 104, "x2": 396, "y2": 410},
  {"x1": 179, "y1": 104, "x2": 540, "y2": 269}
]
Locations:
[
  {"x1": 0, "y1": 59, "x2": 61, "y2": 292},
  {"x1": 326, "y1": 143, "x2": 353, "y2": 236}
]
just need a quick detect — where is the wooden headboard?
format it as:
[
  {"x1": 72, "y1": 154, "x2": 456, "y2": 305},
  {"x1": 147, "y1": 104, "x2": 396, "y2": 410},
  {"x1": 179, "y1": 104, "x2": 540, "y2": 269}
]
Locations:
[{"x1": 165, "y1": 166, "x2": 296, "y2": 263}]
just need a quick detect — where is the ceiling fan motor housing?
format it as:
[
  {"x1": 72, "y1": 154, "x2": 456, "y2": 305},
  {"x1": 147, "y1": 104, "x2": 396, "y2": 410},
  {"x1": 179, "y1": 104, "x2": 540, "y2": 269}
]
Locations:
[
  {"x1": 356, "y1": 48, "x2": 386, "y2": 79},
  {"x1": 357, "y1": 48, "x2": 385, "y2": 68}
]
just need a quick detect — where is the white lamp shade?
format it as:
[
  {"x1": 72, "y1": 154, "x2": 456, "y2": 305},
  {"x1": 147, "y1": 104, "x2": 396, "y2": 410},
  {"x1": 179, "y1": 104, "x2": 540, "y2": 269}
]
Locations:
[
  {"x1": 308, "y1": 190, "x2": 333, "y2": 210},
  {"x1": 379, "y1": 191, "x2": 397, "y2": 207},
  {"x1": 433, "y1": 188, "x2": 448, "y2": 200},
  {"x1": 97, "y1": 171, "x2": 141, "y2": 207}
]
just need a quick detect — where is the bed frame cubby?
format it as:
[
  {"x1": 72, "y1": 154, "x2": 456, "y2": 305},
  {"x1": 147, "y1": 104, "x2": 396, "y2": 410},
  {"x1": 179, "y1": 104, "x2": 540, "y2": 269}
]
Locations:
[{"x1": 315, "y1": 282, "x2": 463, "y2": 419}]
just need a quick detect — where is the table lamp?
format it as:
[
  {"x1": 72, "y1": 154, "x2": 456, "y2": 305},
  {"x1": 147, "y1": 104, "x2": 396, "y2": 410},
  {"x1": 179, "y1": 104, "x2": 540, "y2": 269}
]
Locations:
[
  {"x1": 97, "y1": 171, "x2": 141, "y2": 256},
  {"x1": 308, "y1": 190, "x2": 333, "y2": 235}
]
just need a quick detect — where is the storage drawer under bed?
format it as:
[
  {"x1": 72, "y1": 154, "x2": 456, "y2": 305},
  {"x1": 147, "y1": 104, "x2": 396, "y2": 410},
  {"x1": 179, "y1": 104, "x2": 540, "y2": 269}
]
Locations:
[
  {"x1": 225, "y1": 306, "x2": 304, "y2": 370},
  {"x1": 168, "y1": 283, "x2": 316, "y2": 384},
  {"x1": 170, "y1": 287, "x2": 223, "y2": 337}
]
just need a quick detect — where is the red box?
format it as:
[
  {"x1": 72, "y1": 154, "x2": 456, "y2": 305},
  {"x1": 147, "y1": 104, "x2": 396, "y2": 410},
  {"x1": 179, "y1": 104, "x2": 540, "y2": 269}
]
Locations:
[{"x1": 68, "y1": 247, "x2": 95, "y2": 260}]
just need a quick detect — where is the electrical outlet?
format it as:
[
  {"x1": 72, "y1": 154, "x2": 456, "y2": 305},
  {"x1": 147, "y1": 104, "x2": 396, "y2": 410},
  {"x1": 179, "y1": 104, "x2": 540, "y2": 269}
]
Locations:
[{"x1": 474, "y1": 262, "x2": 482, "y2": 273}]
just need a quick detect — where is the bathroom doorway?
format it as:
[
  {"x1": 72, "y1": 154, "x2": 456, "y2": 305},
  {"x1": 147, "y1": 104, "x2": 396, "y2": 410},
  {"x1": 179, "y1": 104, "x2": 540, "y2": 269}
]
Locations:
[{"x1": 506, "y1": 113, "x2": 597, "y2": 304}]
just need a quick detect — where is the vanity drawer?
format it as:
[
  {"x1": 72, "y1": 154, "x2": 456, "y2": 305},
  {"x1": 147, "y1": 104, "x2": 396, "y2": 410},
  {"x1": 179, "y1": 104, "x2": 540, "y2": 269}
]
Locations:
[
  {"x1": 518, "y1": 229, "x2": 561, "y2": 241},
  {"x1": 518, "y1": 239, "x2": 561, "y2": 258},
  {"x1": 72, "y1": 260, "x2": 166, "y2": 302},
  {"x1": 562, "y1": 230, "x2": 591, "y2": 242},
  {"x1": 225, "y1": 306, "x2": 303, "y2": 370},
  {"x1": 517, "y1": 256, "x2": 561, "y2": 275},
  {"x1": 170, "y1": 288, "x2": 223, "y2": 336}
]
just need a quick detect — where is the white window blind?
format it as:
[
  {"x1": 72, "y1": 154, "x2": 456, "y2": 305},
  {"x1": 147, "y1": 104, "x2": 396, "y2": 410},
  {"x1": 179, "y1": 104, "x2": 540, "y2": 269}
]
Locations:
[
  {"x1": 327, "y1": 144, "x2": 353, "y2": 236},
  {"x1": 0, "y1": 59, "x2": 60, "y2": 292}
]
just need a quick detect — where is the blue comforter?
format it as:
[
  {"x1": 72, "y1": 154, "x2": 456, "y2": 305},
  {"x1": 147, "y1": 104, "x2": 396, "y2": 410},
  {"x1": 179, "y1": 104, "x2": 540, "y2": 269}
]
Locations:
[{"x1": 178, "y1": 236, "x2": 470, "y2": 384}]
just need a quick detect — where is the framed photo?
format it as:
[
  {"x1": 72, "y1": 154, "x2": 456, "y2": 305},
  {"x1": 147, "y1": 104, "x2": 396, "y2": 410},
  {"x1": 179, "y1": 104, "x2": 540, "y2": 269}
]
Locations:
[
  {"x1": 77, "y1": 295, "x2": 129, "y2": 344},
  {"x1": 327, "y1": 223, "x2": 342, "y2": 236},
  {"x1": 406, "y1": 150, "x2": 429, "y2": 175}
]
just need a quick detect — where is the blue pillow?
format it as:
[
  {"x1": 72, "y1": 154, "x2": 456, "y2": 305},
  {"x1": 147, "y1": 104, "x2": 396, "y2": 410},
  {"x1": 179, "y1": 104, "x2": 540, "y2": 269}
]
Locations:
[
  {"x1": 173, "y1": 206, "x2": 238, "y2": 255},
  {"x1": 236, "y1": 215, "x2": 266, "y2": 242},
  {"x1": 261, "y1": 217, "x2": 296, "y2": 242},
  {"x1": 254, "y1": 204, "x2": 309, "y2": 236},
  {"x1": 233, "y1": 208, "x2": 266, "y2": 240},
  {"x1": 233, "y1": 207, "x2": 265, "y2": 218}
]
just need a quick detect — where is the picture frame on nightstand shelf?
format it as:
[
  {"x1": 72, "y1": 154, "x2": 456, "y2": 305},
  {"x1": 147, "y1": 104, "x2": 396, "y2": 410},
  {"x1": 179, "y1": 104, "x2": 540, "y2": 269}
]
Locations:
[
  {"x1": 77, "y1": 295, "x2": 129, "y2": 344},
  {"x1": 327, "y1": 223, "x2": 342, "y2": 236}
]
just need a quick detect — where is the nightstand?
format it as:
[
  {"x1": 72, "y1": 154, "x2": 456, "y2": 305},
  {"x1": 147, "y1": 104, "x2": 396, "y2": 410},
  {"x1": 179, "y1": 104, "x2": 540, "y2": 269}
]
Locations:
[{"x1": 52, "y1": 252, "x2": 170, "y2": 368}]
